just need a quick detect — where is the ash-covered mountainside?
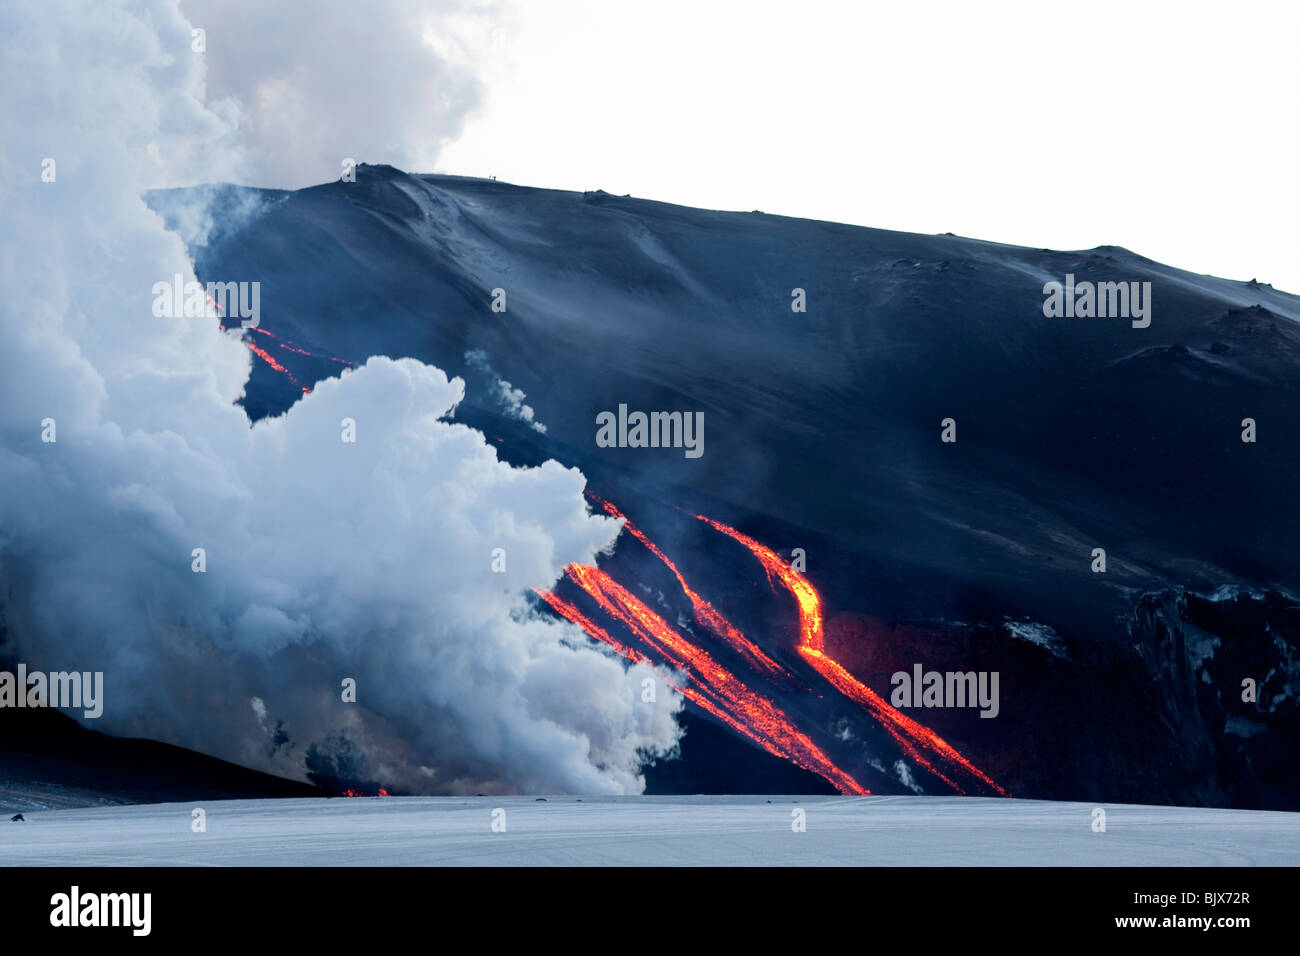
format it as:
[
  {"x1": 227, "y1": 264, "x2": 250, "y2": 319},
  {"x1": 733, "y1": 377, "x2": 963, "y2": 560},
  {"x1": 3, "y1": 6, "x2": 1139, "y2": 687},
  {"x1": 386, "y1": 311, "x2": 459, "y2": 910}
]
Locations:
[{"x1": 148, "y1": 166, "x2": 1300, "y2": 807}]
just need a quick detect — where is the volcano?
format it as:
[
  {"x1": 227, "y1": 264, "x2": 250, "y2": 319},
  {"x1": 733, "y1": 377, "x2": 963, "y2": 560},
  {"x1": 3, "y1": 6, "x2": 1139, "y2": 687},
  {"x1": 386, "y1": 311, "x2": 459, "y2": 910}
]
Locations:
[{"x1": 141, "y1": 165, "x2": 1300, "y2": 808}]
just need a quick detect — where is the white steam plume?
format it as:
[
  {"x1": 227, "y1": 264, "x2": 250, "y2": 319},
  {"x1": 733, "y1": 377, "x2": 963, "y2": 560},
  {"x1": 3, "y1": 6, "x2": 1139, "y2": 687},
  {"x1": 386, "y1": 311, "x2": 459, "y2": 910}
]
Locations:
[
  {"x1": 178, "y1": 0, "x2": 489, "y2": 188},
  {"x1": 0, "y1": 0, "x2": 680, "y2": 794}
]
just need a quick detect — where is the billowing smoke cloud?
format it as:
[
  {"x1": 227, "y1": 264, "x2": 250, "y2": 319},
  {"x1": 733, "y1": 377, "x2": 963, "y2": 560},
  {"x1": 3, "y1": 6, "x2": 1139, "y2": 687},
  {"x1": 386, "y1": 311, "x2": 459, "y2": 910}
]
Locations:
[
  {"x1": 0, "y1": 0, "x2": 681, "y2": 794},
  {"x1": 177, "y1": 0, "x2": 489, "y2": 188}
]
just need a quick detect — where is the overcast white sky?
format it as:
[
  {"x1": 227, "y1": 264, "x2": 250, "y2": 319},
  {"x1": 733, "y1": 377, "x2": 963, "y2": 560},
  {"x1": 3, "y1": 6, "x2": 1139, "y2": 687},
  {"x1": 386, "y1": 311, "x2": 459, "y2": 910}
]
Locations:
[{"x1": 434, "y1": 0, "x2": 1300, "y2": 292}]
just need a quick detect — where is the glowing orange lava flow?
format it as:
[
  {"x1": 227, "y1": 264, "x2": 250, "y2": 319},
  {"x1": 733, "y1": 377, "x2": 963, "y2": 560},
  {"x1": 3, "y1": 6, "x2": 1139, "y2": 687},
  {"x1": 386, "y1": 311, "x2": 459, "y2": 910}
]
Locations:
[
  {"x1": 698, "y1": 516, "x2": 1009, "y2": 797},
  {"x1": 245, "y1": 340, "x2": 288, "y2": 373},
  {"x1": 586, "y1": 494, "x2": 785, "y2": 679},
  {"x1": 245, "y1": 340, "x2": 311, "y2": 394},
  {"x1": 534, "y1": 587, "x2": 650, "y2": 666},
  {"x1": 534, "y1": 587, "x2": 764, "y2": 744},
  {"x1": 212, "y1": 304, "x2": 309, "y2": 393},
  {"x1": 210, "y1": 295, "x2": 351, "y2": 387},
  {"x1": 261, "y1": 329, "x2": 353, "y2": 366},
  {"x1": 553, "y1": 564, "x2": 868, "y2": 795}
]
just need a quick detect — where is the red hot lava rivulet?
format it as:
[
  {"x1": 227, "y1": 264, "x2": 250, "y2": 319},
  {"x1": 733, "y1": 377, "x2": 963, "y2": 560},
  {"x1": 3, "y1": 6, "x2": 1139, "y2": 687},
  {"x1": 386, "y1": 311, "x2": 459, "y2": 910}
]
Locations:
[
  {"x1": 697, "y1": 516, "x2": 1009, "y2": 797},
  {"x1": 541, "y1": 564, "x2": 868, "y2": 795}
]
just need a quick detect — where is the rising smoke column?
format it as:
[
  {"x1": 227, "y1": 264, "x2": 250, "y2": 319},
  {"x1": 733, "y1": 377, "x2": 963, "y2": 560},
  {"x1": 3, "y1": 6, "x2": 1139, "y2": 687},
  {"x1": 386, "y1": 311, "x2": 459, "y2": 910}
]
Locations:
[{"x1": 0, "y1": 0, "x2": 682, "y2": 795}]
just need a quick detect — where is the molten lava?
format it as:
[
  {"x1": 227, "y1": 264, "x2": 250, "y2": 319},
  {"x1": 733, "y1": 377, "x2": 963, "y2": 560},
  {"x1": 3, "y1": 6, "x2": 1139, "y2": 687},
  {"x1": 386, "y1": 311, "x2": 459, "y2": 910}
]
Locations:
[
  {"x1": 245, "y1": 340, "x2": 311, "y2": 393},
  {"x1": 535, "y1": 585, "x2": 767, "y2": 745},
  {"x1": 532, "y1": 488, "x2": 1004, "y2": 796},
  {"x1": 534, "y1": 587, "x2": 651, "y2": 666},
  {"x1": 698, "y1": 516, "x2": 1009, "y2": 797},
  {"x1": 208, "y1": 294, "x2": 350, "y2": 391},
  {"x1": 587, "y1": 493, "x2": 785, "y2": 679},
  {"x1": 551, "y1": 563, "x2": 867, "y2": 795}
]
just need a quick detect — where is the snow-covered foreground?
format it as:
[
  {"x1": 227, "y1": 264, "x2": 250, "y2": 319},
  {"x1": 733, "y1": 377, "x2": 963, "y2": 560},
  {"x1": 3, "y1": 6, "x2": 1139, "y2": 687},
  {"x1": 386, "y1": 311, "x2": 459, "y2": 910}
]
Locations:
[{"x1": 2, "y1": 795, "x2": 1296, "y2": 866}]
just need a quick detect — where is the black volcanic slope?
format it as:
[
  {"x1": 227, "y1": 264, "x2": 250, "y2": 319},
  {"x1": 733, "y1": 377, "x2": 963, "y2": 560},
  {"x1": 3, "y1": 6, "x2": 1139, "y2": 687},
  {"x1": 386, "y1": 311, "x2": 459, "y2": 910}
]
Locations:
[
  {"x1": 139, "y1": 166, "x2": 1300, "y2": 807},
  {"x1": 0, "y1": 705, "x2": 324, "y2": 812}
]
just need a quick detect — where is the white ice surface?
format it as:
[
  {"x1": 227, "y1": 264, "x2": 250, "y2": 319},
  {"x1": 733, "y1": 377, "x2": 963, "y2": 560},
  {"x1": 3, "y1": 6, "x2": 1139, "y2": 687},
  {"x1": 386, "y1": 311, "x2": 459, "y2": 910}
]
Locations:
[{"x1": 2, "y1": 795, "x2": 1296, "y2": 866}]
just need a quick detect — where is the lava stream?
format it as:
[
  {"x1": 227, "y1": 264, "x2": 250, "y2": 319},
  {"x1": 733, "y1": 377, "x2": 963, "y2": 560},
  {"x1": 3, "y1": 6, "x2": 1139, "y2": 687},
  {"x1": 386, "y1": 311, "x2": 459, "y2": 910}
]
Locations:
[
  {"x1": 555, "y1": 563, "x2": 868, "y2": 795},
  {"x1": 698, "y1": 516, "x2": 1009, "y2": 797},
  {"x1": 209, "y1": 294, "x2": 350, "y2": 391},
  {"x1": 245, "y1": 340, "x2": 311, "y2": 393},
  {"x1": 534, "y1": 587, "x2": 650, "y2": 667},
  {"x1": 534, "y1": 587, "x2": 770, "y2": 748},
  {"x1": 586, "y1": 493, "x2": 785, "y2": 679}
]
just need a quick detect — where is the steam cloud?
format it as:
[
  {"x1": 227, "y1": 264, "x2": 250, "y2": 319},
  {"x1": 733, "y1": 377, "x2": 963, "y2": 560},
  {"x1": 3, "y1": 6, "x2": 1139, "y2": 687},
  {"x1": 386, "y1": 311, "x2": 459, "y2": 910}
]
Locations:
[
  {"x1": 0, "y1": 0, "x2": 682, "y2": 793},
  {"x1": 179, "y1": 0, "x2": 487, "y2": 189},
  {"x1": 466, "y1": 349, "x2": 548, "y2": 434}
]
